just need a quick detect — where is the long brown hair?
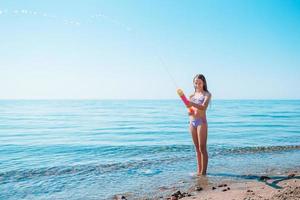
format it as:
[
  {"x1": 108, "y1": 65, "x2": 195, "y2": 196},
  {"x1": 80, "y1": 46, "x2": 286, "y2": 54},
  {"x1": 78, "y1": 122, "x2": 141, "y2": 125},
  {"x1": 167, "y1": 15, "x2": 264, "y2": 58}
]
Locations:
[{"x1": 193, "y1": 74, "x2": 209, "y2": 92}]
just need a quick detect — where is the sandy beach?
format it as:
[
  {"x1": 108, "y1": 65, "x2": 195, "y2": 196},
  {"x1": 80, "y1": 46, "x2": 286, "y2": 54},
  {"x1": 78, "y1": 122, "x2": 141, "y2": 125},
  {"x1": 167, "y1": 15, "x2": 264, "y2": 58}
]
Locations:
[{"x1": 160, "y1": 171, "x2": 300, "y2": 200}]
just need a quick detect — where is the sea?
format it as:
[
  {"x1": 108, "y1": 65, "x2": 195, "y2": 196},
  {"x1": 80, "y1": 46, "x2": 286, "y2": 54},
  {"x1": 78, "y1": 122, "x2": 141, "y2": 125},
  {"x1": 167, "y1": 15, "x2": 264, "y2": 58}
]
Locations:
[{"x1": 0, "y1": 100, "x2": 300, "y2": 199}]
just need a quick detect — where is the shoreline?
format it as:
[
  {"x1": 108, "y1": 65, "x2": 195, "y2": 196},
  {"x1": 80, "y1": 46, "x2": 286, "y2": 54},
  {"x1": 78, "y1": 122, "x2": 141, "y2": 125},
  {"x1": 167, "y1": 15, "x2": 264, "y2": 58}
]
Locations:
[
  {"x1": 113, "y1": 170, "x2": 300, "y2": 200},
  {"x1": 166, "y1": 171, "x2": 300, "y2": 200}
]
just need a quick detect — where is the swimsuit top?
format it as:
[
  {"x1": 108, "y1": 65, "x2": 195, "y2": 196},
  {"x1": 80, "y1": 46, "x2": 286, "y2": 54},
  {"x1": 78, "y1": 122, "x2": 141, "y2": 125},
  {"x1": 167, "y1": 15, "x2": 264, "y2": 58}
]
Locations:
[{"x1": 191, "y1": 94, "x2": 205, "y2": 105}]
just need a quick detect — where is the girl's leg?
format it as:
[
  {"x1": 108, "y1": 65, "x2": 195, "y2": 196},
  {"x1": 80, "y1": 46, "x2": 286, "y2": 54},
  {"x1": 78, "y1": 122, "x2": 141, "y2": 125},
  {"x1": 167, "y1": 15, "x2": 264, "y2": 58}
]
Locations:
[
  {"x1": 197, "y1": 124, "x2": 208, "y2": 175},
  {"x1": 189, "y1": 125, "x2": 202, "y2": 175}
]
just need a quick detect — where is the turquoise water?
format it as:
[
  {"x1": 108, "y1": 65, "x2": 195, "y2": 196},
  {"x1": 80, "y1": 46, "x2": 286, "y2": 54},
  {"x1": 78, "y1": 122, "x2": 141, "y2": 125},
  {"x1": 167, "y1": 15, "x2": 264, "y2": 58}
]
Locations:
[{"x1": 0, "y1": 100, "x2": 300, "y2": 199}]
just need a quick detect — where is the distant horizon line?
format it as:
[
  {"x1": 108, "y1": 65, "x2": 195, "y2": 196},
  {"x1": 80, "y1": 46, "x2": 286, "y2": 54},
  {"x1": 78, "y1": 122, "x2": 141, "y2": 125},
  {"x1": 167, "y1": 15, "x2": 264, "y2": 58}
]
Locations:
[{"x1": 0, "y1": 98, "x2": 299, "y2": 101}]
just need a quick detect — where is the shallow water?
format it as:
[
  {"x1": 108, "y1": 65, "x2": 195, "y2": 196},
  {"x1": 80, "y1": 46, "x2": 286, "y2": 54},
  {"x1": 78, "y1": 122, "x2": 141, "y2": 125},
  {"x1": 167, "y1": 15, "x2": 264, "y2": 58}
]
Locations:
[{"x1": 0, "y1": 100, "x2": 300, "y2": 199}]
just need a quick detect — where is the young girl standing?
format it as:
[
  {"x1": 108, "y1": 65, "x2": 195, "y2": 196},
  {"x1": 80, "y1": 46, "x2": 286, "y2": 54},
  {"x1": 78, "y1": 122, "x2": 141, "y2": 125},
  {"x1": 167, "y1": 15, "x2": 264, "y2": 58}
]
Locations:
[{"x1": 188, "y1": 74, "x2": 211, "y2": 175}]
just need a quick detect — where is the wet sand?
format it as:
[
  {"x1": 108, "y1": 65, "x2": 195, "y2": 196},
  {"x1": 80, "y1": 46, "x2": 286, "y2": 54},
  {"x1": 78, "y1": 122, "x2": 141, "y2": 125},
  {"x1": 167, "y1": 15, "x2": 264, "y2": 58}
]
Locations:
[
  {"x1": 113, "y1": 171, "x2": 300, "y2": 200},
  {"x1": 166, "y1": 171, "x2": 300, "y2": 200}
]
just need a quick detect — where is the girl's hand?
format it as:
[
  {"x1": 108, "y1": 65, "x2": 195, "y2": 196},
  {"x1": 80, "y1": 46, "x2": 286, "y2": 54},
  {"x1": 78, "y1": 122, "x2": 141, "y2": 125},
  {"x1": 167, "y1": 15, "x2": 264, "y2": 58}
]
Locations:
[{"x1": 188, "y1": 107, "x2": 194, "y2": 116}]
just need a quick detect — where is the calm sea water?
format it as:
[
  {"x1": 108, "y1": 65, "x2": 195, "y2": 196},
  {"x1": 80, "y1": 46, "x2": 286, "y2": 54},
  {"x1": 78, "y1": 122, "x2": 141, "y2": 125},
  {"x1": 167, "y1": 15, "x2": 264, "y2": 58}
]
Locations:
[{"x1": 1, "y1": 100, "x2": 300, "y2": 199}]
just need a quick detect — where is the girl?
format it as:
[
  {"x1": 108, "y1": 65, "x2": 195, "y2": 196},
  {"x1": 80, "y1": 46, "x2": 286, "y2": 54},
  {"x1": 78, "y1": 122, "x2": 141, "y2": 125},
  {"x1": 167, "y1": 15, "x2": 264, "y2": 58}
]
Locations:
[{"x1": 188, "y1": 74, "x2": 211, "y2": 175}]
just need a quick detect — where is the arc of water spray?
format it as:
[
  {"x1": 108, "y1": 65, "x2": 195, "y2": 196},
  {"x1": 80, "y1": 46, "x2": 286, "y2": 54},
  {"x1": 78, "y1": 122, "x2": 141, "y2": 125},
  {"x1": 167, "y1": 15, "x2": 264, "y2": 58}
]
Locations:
[{"x1": 0, "y1": 9, "x2": 181, "y2": 90}]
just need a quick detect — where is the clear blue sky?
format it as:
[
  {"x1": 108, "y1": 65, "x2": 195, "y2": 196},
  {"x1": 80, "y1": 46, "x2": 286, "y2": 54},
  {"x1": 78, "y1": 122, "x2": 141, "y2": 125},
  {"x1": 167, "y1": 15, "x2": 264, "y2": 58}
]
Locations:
[{"x1": 1, "y1": 0, "x2": 299, "y2": 99}]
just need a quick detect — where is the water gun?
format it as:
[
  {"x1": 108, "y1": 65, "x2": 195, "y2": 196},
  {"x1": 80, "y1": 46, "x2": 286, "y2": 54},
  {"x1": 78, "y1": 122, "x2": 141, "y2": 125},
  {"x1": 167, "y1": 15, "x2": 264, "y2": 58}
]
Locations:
[{"x1": 177, "y1": 89, "x2": 194, "y2": 114}]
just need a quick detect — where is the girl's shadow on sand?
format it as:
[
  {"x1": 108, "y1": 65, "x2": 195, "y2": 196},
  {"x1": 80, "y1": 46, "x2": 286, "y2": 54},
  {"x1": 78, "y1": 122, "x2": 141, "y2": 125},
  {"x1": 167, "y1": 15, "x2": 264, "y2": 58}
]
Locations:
[{"x1": 207, "y1": 172, "x2": 300, "y2": 189}]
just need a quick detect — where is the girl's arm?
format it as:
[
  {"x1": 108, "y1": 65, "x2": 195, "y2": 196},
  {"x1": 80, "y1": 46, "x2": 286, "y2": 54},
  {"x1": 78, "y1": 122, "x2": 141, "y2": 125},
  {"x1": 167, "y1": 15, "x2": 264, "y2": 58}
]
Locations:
[{"x1": 189, "y1": 93, "x2": 211, "y2": 110}]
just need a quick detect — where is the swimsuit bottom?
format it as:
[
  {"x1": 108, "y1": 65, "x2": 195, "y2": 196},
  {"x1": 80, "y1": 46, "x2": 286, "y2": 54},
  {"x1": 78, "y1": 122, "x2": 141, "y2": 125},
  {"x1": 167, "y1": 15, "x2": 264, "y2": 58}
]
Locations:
[{"x1": 190, "y1": 118, "x2": 207, "y2": 128}]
